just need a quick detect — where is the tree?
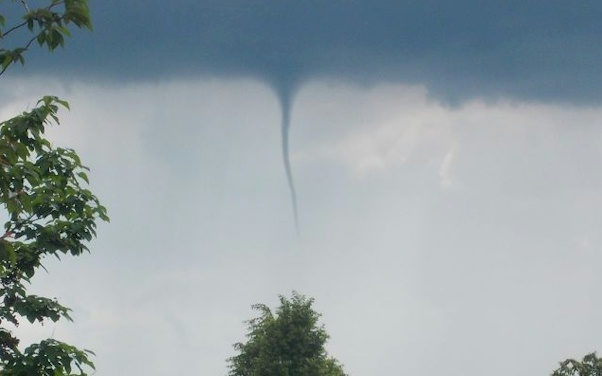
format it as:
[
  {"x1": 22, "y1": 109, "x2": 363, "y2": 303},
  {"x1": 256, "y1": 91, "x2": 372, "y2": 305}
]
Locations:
[
  {"x1": 0, "y1": 1, "x2": 107, "y2": 375},
  {"x1": 552, "y1": 353, "x2": 602, "y2": 376},
  {"x1": 228, "y1": 292, "x2": 347, "y2": 376}
]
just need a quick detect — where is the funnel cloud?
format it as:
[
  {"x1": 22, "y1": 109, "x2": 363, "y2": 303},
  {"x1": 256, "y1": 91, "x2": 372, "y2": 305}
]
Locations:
[{"x1": 274, "y1": 79, "x2": 300, "y2": 234}]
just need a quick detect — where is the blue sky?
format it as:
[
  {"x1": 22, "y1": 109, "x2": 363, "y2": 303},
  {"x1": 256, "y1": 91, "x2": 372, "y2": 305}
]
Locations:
[{"x1": 2, "y1": 1, "x2": 602, "y2": 375}]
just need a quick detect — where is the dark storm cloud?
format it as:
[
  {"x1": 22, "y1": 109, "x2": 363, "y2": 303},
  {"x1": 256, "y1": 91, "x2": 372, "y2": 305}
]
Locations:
[
  {"x1": 20, "y1": 0, "x2": 602, "y2": 104},
  {"x1": 24, "y1": 0, "x2": 595, "y2": 230}
]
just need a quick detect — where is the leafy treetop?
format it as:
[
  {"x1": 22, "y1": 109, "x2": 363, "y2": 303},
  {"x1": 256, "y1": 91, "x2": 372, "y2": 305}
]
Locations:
[
  {"x1": 552, "y1": 353, "x2": 602, "y2": 376},
  {"x1": 228, "y1": 292, "x2": 347, "y2": 376}
]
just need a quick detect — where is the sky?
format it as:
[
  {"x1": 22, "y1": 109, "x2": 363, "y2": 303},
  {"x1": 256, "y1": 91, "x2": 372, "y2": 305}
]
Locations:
[{"x1": 2, "y1": 1, "x2": 602, "y2": 375}]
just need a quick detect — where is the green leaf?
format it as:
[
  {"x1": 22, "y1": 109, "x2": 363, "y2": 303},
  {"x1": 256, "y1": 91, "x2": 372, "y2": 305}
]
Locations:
[
  {"x1": 0, "y1": 239, "x2": 16, "y2": 266},
  {"x1": 55, "y1": 98, "x2": 70, "y2": 110},
  {"x1": 37, "y1": 31, "x2": 46, "y2": 46},
  {"x1": 2, "y1": 53, "x2": 13, "y2": 70}
]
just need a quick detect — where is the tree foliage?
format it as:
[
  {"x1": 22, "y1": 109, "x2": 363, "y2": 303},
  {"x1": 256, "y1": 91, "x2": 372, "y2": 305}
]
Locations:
[
  {"x1": 552, "y1": 353, "x2": 602, "y2": 376},
  {"x1": 0, "y1": 0, "x2": 92, "y2": 77},
  {"x1": 228, "y1": 292, "x2": 347, "y2": 376},
  {"x1": 0, "y1": 1, "x2": 107, "y2": 375}
]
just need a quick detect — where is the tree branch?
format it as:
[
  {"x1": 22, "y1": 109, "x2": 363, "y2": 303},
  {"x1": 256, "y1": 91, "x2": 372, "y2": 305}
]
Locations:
[
  {"x1": 0, "y1": 1, "x2": 66, "y2": 40},
  {"x1": 19, "y1": 0, "x2": 30, "y2": 12},
  {"x1": 0, "y1": 34, "x2": 37, "y2": 77},
  {"x1": 0, "y1": 20, "x2": 29, "y2": 40}
]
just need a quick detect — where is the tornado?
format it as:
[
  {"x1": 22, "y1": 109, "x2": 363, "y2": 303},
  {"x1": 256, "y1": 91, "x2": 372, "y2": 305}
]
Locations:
[{"x1": 275, "y1": 81, "x2": 300, "y2": 235}]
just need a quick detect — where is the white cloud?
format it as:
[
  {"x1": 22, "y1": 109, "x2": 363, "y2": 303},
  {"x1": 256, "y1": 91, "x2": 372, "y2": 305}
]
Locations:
[
  {"x1": 293, "y1": 83, "x2": 602, "y2": 200},
  {"x1": 2, "y1": 78, "x2": 602, "y2": 376},
  {"x1": 291, "y1": 83, "x2": 456, "y2": 179}
]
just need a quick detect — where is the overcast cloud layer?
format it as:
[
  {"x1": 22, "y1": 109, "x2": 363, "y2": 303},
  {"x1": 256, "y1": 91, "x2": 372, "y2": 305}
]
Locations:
[
  {"x1": 2, "y1": 78, "x2": 601, "y2": 375},
  {"x1": 13, "y1": 0, "x2": 602, "y2": 104}
]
